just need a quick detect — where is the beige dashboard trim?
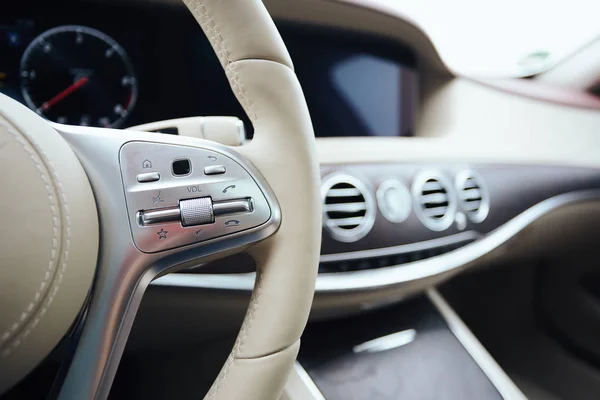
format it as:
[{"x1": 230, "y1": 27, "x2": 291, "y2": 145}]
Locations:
[
  {"x1": 536, "y1": 37, "x2": 600, "y2": 91},
  {"x1": 283, "y1": 362, "x2": 326, "y2": 400},
  {"x1": 316, "y1": 77, "x2": 600, "y2": 169},
  {"x1": 153, "y1": 190, "x2": 600, "y2": 292}
]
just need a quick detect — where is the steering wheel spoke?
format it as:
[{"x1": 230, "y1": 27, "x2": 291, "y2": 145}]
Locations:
[{"x1": 53, "y1": 124, "x2": 281, "y2": 399}]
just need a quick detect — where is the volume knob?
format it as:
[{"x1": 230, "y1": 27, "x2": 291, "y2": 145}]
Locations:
[{"x1": 180, "y1": 197, "x2": 215, "y2": 227}]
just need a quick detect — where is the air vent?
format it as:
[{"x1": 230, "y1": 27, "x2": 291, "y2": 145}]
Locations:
[
  {"x1": 321, "y1": 174, "x2": 375, "y2": 242},
  {"x1": 456, "y1": 170, "x2": 489, "y2": 223},
  {"x1": 412, "y1": 171, "x2": 457, "y2": 231}
]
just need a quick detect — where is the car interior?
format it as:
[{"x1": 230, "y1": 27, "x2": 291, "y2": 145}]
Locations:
[{"x1": 1, "y1": 0, "x2": 600, "y2": 399}]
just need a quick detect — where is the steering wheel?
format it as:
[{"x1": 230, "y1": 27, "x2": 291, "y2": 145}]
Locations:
[{"x1": 0, "y1": 1, "x2": 321, "y2": 399}]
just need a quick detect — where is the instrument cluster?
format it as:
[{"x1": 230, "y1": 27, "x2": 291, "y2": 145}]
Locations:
[
  {"x1": 0, "y1": 1, "x2": 245, "y2": 130},
  {"x1": 19, "y1": 25, "x2": 138, "y2": 128},
  {"x1": 1, "y1": 1, "x2": 418, "y2": 137}
]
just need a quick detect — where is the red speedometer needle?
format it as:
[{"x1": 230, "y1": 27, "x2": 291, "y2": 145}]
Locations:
[{"x1": 40, "y1": 76, "x2": 89, "y2": 111}]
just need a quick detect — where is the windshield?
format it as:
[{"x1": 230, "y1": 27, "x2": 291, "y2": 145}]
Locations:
[{"x1": 349, "y1": 0, "x2": 600, "y2": 78}]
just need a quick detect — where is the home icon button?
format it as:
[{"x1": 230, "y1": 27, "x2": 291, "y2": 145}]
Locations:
[{"x1": 142, "y1": 159, "x2": 152, "y2": 169}]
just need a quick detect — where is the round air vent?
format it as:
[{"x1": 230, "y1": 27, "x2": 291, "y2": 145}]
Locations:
[
  {"x1": 412, "y1": 171, "x2": 457, "y2": 231},
  {"x1": 321, "y1": 174, "x2": 375, "y2": 242},
  {"x1": 456, "y1": 170, "x2": 489, "y2": 223}
]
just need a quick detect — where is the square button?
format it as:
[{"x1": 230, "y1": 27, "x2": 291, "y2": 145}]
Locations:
[{"x1": 172, "y1": 159, "x2": 191, "y2": 176}]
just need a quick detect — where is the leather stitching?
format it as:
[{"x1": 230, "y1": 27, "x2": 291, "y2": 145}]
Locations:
[
  {"x1": 224, "y1": 63, "x2": 257, "y2": 123},
  {"x1": 235, "y1": 267, "x2": 264, "y2": 355},
  {"x1": 181, "y1": 1, "x2": 265, "y2": 398},
  {"x1": 205, "y1": 270, "x2": 265, "y2": 399},
  {"x1": 0, "y1": 117, "x2": 60, "y2": 349},
  {"x1": 184, "y1": 0, "x2": 258, "y2": 122},
  {"x1": 0, "y1": 116, "x2": 71, "y2": 358}
]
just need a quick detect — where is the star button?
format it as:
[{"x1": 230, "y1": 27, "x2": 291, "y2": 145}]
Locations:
[{"x1": 157, "y1": 229, "x2": 168, "y2": 239}]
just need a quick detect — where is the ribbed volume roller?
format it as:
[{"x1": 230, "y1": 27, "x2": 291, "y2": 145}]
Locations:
[{"x1": 180, "y1": 197, "x2": 214, "y2": 226}]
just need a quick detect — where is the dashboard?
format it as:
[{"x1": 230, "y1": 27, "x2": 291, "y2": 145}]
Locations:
[
  {"x1": 3, "y1": 0, "x2": 600, "y2": 318},
  {"x1": 0, "y1": 0, "x2": 418, "y2": 137},
  {"x1": 2, "y1": 2, "x2": 600, "y2": 399},
  {"x1": 2, "y1": 6, "x2": 600, "y2": 396}
]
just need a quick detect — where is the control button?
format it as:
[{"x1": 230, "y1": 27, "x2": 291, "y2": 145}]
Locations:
[
  {"x1": 224, "y1": 219, "x2": 240, "y2": 228},
  {"x1": 204, "y1": 165, "x2": 226, "y2": 175},
  {"x1": 180, "y1": 197, "x2": 214, "y2": 226},
  {"x1": 172, "y1": 159, "x2": 191, "y2": 176},
  {"x1": 376, "y1": 180, "x2": 412, "y2": 223},
  {"x1": 136, "y1": 172, "x2": 160, "y2": 183},
  {"x1": 213, "y1": 198, "x2": 253, "y2": 216},
  {"x1": 222, "y1": 184, "x2": 236, "y2": 194},
  {"x1": 152, "y1": 190, "x2": 165, "y2": 204}
]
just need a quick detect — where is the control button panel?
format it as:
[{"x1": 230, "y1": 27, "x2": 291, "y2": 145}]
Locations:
[{"x1": 120, "y1": 141, "x2": 272, "y2": 253}]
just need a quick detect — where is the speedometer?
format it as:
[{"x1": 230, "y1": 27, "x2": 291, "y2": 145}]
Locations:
[{"x1": 20, "y1": 25, "x2": 137, "y2": 128}]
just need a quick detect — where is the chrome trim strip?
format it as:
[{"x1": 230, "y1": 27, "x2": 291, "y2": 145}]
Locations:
[
  {"x1": 283, "y1": 362, "x2": 326, "y2": 400},
  {"x1": 139, "y1": 206, "x2": 181, "y2": 226},
  {"x1": 352, "y1": 329, "x2": 417, "y2": 354},
  {"x1": 153, "y1": 190, "x2": 600, "y2": 292},
  {"x1": 320, "y1": 231, "x2": 480, "y2": 263},
  {"x1": 427, "y1": 289, "x2": 527, "y2": 400}
]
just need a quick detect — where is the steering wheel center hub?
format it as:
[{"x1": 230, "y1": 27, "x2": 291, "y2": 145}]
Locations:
[{"x1": 0, "y1": 96, "x2": 98, "y2": 393}]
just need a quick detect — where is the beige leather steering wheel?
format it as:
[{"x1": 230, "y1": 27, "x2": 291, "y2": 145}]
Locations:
[{"x1": 0, "y1": 1, "x2": 321, "y2": 399}]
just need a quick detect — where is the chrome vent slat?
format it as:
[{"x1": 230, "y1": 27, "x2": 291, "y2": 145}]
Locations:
[
  {"x1": 462, "y1": 200, "x2": 482, "y2": 211},
  {"x1": 326, "y1": 188, "x2": 362, "y2": 197},
  {"x1": 460, "y1": 188, "x2": 482, "y2": 201},
  {"x1": 324, "y1": 202, "x2": 367, "y2": 213},
  {"x1": 422, "y1": 181, "x2": 443, "y2": 191},
  {"x1": 322, "y1": 174, "x2": 375, "y2": 243},
  {"x1": 422, "y1": 206, "x2": 449, "y2": 217},
  {"x1": 463, "y1": 181, "x2": 478, "y2": 189},
  {"x1": 419, "y1": 193, "x2": 449, "y2": 205},
  {"x1": 327, "y1": 217, "x2": 365, "y2": 227}
]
